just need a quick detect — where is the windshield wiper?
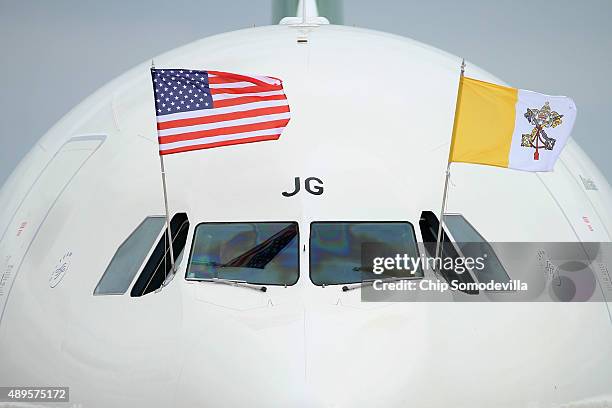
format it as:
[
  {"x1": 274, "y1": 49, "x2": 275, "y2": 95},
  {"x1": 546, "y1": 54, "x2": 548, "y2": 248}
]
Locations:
[
  {"x1": 341, "y1": 276, "x2": 419, "y2": 292},
  {"x1": 196, "y1": 277, "x2": 267, "y2": 292}
]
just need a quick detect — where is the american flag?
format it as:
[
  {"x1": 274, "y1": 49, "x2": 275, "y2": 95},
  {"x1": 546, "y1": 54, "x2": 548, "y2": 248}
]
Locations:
[{"x1": 151, "y1": 69, "x2": 290, "y2": 155}]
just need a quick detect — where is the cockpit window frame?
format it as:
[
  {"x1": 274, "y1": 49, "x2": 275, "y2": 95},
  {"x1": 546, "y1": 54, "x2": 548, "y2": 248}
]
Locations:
[
  {"x1": 308, "y1": 220, "x2": 422, "y2": 286},
  {"x1": 184, "y1": 221, "x2": 301, "y2": 287}
]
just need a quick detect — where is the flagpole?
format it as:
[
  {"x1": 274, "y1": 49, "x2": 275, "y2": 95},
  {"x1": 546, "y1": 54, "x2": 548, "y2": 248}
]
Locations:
[
  {"x1": 151, "y1": 60, "x2": 176, "y2": 276},
  {"x1": 434, "y1": 163, "x2": 451, "y2": 261},
  {"x1": 159, "y1": 154, "x2": 176, "y2": 275},
  {"x1": 435, "y1": 59, "x2": 465, "y2": 263}
]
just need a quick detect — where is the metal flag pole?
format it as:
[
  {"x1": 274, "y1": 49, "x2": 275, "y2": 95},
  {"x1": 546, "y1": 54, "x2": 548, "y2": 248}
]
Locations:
[
  {"x1": 159, "y1": 155, "x2": 176, "y2": 275},
  {"x1": 435, "y1": 59, "x2": 466, "y2": 263},
  {"x1": 151, "y1": 60, "x2": 176, "y2": 276},
  {"x1": 434, "y1": 162, "x2": 451, "y2": 261}
]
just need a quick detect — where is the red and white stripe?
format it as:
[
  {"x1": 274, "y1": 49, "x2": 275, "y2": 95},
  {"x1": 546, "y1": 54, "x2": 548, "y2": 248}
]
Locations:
[{"x1": 156, "y1": 71, "x2": 290, "y2": 155}]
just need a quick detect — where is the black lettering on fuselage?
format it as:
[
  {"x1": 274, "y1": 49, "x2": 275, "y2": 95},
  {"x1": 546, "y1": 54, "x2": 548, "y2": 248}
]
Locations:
[
  {"x1": 282, "y1": 177, "x2": 301, "y2": 197},
  {"x1": 282, "y1": 177, "x2": 324, "y2": 197},
  {"x1": 305, "y1": 177, "x2": 324, "y2": 195}
]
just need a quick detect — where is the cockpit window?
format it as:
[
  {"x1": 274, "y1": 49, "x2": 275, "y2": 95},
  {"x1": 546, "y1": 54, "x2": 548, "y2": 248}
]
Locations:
[
  {"x1": 419, "y1": 211, "x2": 477, "y2": 293},
  {"x1": 95, "y1": 217, "x2": 165, "y2": 295},
  {"x1": 186, "y1": 222, "x2": 299, "y2": 286},
  {"x1": 310, "y1": 222, "x2": 422, "y2": 286},
  {"x1": 443, "y1": 214, "x2": 510, "y2": 284}
]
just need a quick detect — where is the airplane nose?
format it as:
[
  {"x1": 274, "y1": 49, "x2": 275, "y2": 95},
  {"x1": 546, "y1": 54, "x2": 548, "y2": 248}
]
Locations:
[
  {"x1": 173, "y1": 298, "x2": 423, "y2": 407},
  {"x1": 302, "y1": 303, "x2": 431, "y2": 407},
  {"x1": 174, "y1": 299, "x2": 327, "y2": 407},
  {"x1": 174, "y1": 294, "x2": 612, "y2": 408}
]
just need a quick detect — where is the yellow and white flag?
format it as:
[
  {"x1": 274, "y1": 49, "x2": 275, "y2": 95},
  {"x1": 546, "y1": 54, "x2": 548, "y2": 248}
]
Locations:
[{"x1": 449, "y1": 77, "x2": 577, "y2": 172}]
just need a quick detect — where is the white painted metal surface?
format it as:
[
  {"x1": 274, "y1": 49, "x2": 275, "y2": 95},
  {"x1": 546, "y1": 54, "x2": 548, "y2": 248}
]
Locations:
[{"x1": 0, "y1": 24, "x2": 610, "y2": 407}]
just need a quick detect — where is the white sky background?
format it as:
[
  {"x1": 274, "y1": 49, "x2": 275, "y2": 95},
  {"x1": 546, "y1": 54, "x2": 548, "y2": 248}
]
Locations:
[{"x1": 0, "y1": 0, "x2": 610, "y2": 185}]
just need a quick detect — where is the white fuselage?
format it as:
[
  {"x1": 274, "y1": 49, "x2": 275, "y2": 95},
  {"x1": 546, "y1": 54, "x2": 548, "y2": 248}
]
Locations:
[{"x1": 0, "y1": 24, "x2": 610, "y2": 407}]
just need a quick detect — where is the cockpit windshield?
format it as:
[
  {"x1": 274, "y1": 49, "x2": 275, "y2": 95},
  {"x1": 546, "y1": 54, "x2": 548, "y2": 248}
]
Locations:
[
  {"x1": 186, "y1": 222, "x2": 299, "y2": 286},
  {"x1": 310, "y1": 222, "x2": 422, "y2": 286}
]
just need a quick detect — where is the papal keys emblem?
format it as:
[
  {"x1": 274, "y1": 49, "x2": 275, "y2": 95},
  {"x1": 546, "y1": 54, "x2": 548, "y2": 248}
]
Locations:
[{"x1": 521, "y1": 101, "x2": 564, "y2": 160}]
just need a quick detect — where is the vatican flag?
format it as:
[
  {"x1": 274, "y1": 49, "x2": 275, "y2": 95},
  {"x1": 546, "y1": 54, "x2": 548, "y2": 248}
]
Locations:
[{"x1": 448, "y1": 76, "x2": 577, "y2": 172}]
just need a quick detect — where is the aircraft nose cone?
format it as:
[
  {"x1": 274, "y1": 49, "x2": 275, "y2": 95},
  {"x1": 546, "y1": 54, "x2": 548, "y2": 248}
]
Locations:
[
  {"x1": 303, "y1": 303, "x2": 431, "y2": 407},
  {"x1": 175, "y1": 291, "x2": 612, "y2": 408},
  {"x1": 175, "y1": 298, "x2": 327, "y2": 407},
  {"x1": 174, "y1": 298, "x2": 434, "y2": 407}
]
